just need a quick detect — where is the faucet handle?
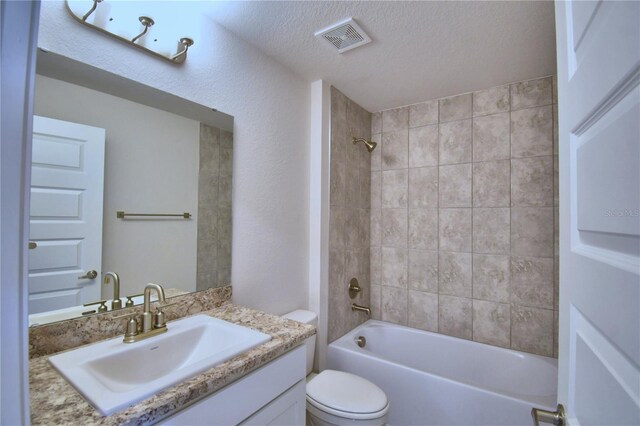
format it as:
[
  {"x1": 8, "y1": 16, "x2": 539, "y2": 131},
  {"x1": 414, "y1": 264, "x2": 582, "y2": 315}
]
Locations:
[
  {"x1": 124, "y1": 293, "x2": 144, "y2": 308},
  {"x1": 84, "y1": 300, "x2": 108, "y2": 313},
  {"x1": 153, "y1": 302, "x2": 177, "y2": 329},
  {"x1": 113, "y1": 311, "x2": 139, "y2": 339}
]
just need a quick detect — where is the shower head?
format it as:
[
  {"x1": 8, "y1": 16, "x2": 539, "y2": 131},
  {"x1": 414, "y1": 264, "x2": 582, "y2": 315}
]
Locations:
[{"x1": 352, "y1": 137, "x2": 377, "y2": 153}]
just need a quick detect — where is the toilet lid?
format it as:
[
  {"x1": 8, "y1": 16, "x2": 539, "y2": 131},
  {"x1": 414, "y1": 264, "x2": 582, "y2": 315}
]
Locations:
[{"x1": 306, "y1": 370, "x2": 388, "y2": 418}]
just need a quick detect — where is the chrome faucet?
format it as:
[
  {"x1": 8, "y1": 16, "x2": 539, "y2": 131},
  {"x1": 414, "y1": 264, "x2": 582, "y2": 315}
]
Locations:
[
  {"x1": 141, "y1": 283, "x2": 166, "y2": 333},
  {"x1": 103, "y1": 272, "x2": 122, "y2": 310},
  {"x1": 114, "y1": 283, "x2": 173, "y2": 343}
]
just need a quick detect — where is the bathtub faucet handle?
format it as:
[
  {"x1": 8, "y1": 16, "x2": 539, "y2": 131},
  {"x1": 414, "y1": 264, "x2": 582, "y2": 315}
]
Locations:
[{"x1": 351, "y1": 303, "x2": 371, "y2": 316}]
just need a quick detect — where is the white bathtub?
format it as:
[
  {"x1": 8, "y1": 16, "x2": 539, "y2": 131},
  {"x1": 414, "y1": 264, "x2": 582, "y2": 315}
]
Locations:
[{"x1": 327, "y1": 320, "x2": 557, "y2": 426}]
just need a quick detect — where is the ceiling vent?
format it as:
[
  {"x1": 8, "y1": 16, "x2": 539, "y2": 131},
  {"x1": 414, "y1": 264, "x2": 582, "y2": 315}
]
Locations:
[{"x1": 315, "y1": 18, "x2": 371, "y2": 54}]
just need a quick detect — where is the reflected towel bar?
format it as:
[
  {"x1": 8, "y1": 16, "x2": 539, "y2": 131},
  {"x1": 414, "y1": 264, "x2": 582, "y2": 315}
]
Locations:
[{"x1": 116, "y1": 211, "x2": 191, "y2": 219}]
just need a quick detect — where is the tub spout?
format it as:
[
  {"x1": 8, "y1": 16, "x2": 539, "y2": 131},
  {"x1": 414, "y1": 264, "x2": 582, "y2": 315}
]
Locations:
[{"x1": 352, "y1": 303, "x2": 371, "y2": 316}]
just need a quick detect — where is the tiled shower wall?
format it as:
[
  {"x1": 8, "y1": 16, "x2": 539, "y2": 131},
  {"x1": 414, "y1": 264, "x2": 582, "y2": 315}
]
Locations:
[
  {"x1": 369, "y1": 76, "x2": 559, "y2": 357},
  {"x1": 328, "y1": 87, "x2": 372, "y2": 343},
  {"x1": 196, "y1": 124, "x2": 233, "y2": 291}
]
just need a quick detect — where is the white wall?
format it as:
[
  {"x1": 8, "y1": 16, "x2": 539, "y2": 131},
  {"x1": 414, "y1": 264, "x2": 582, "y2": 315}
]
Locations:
[
  {"x1": 34, "y1": 75, "x2": 199, "y2": 296},
  {"x1": 37, "y1": 2, "x2": 311, "y2": 313}
]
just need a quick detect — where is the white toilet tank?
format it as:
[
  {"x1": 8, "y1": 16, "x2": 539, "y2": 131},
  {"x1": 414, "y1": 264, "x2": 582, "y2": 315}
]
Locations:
[{"x1": 282, "y1": 309, "x2": 317, "y2": 375}]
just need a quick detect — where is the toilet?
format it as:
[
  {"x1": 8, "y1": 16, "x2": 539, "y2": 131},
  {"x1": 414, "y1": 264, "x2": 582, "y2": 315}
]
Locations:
[{"x1": 283, "y1": 310, "x2": 389, "y2": 426}]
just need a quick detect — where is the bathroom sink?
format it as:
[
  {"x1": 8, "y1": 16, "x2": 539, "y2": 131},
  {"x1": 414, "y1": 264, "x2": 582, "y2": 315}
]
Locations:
[{"x1": 48, "y1": 314, "x2": 271, "y2": 415}]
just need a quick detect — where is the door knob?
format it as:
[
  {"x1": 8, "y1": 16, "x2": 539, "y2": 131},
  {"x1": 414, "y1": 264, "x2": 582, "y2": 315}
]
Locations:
[
  {"x1": 532, "y1": 404, "x2": 565, "y2": 426},
  {"x1": 78, "y1": 270, "x2": 98, "y2": 279},
  {"x1": 28, "y1": 241, "x2": 37, "y2": 250}
]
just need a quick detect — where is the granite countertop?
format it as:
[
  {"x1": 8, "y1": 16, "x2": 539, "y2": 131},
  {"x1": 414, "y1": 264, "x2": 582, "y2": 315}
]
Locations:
[{"x1": 29, "y1": 303, "x2": 315, "y2": 425}]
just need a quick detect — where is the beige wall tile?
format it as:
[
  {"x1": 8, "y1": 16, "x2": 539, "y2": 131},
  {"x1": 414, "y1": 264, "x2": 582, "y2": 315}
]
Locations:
[
  {"x1": 511, "y1": 105, "x2": 553, "y2": 158},
  {"x1": 372, "y1": 112, "x2": 382, "y2": 135},
  {"x1": 370, "y1": 208, "x2": 381, "y2": 247},
  {"x1": 409, "y1": 166, "x2": 438, "y2": 208},
  {"x1": 359, "y1": 209, "x2": 370, "y2": 249},
  {"x1": 439, "y1": 119, "x2": 472, "y2": 164},
  {"x1": 439, "y1": 295, "x2": 472, "y2": 339},
  {"x1": 330, "y1": 160, "x2": 345, "y2": 206},
  {"x1": 408, "y1": 208, "x2": 438, "y2": 250},
  {"x1": 511, "y1": 156, "x2": 553, "y2": 207},
  {"x1": 360, "y1": 170, "x2": 371, "y2": 209},
  {"x1": 331, "y1": 116, "x2": 347, "y2": 163},
  {"x1": 331, "y1": 87, "x2": 348, "y2": 119},
  {"x1": 382, "y1": 247, "x2": 408, "y2": 288},
  {"x1": 382, "y1": 208, "x2": 408, "y2": 248},
  {"x1": 511, "y1": 207, "x2": 554, "y2": 257},
  {"x1": 381, "y1": 286, "x2": 408, "y2": 325},
  {"x1": 220, "y1": 130, "x2": 233, "y2": 149},
  {"x1": 344, "y1": 209, "x2": 361, "y2": 247},
  {"x1": 510, "y1": 77, "x2": 553, "y2": 110},
  {"x1": 510, "y1": 256, "x2": 553, "y2": 309},
  {"x1": 439, "y1": 93, "x2": 472, "y2": 123},
  {"x1": 473, "y1": 208, "x2": 510, "y2": 254},
  {"x1": 382, "y1": 130, "x2": 409, "y2": 170},
  {"x1": 218, "y1": 177, "x2": 232, "y2": 209},
  {"x1": 439, "y1": 251, "x2": 472, "y2": 297},
  {"x1": 439, "y1": 208, "x2": 472, "y2": 252},
  {"x1": 472, "y1": 254, "x2": 510, "y2": 303},
  {"x1": 329, "y1": 207, "x2": 345, "y2": 249},
  {"x1": 382, "y1": 169, "x2": 408, "y2": 208},
  {"x1": 370, "y1": 247, "x2": 381, "y2": 286},
  {"x1": 366, "y1": 76, "x2": 557, "y2": 356},
  {"x1": 409, "y1": 125, "x2": 439, "y2": 167},
  {"x1": 511, "y1": 305, "x2": 553, "y2": 356},
  {"x1": 473, "y1": 299, "x2": 510, "y2": 348},
  {"x1": 371, "y1": 133, "x2": 382, "y2": 171},
  {"x1": 409, "y1": 101, "x2": 439, "y2": 128},
  {"x1": 473, "y1": 85, "x2": 510, "y2": 117},
  {"x1": 473, "y1": 160, "x2": 510, "y2": 207},
  {"x1": 220, "y1": 147, "x2": 233, "y2": 178},
  {"x1": 345, "y1": 164, "x2": 360, "y2": 207},
  {"x1": 408, "y1": 250, "x2": 439, "y2": 293},
  {"x1": 370, "y1": 171, "x2": 381, "y2": 209},
  {"x1": 344, "y1": 250, "x2": 361, "y2": 285},
  {"x1": 473, "y1": 112, "x2": 510, "y2": 161},
  {"x1": 370, "y1": 284, "x2": 382, "y2": 320},
  {"x1": 408, "y1": 290, "x2": 438, "y2": 332},
  {"x1": 382, "y1": 107, "x2": 409, "y2": 132},
  {"x1": 439, "y1": 163, "x2": 472, "y2": 208}
]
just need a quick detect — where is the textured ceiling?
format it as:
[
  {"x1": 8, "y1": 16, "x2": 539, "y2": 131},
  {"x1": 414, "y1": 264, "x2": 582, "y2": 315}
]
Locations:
[{"x1": 204, "y1": 1, "x2": 557, "y2": 112}]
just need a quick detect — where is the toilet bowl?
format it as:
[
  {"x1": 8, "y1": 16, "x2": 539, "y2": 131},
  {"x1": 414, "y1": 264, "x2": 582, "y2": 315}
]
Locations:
[{"x1": 283, "y1": 310, "x2": 389, "y2": 426}]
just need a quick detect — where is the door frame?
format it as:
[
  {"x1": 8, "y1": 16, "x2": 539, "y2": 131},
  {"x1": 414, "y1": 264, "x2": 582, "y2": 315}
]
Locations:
[{"x1": 0, "y1": 1, "x2": 40, "y2": 423}]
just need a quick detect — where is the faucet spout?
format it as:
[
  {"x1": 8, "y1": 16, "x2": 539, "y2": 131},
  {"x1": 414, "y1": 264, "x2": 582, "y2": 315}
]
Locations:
[
  {"x1": 104, "y1": 272, "x2": 122, "y2": 310},
  {"x1": 142, "y1": 283, "x2": 166, "y2": 332}
]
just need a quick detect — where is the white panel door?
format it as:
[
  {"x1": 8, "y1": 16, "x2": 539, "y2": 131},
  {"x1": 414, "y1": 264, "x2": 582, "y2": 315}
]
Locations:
[
  {"x1": 29, "y1": 115, "x2": 105, "y2": 313},
  {"x1": 555, "y1": 1, "x2": 639, "y2": 425}
]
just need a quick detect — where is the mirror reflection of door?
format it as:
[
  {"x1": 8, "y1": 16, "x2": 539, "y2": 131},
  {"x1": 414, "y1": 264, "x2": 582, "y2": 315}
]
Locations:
[{"x1": 29, "y1": 115, "x2": 105, "y2": 313}]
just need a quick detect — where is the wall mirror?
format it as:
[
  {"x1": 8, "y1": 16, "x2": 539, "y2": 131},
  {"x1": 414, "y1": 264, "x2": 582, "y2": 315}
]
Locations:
[{"x1": 29, "y1": 50, "x2": 234, "y2": 326}]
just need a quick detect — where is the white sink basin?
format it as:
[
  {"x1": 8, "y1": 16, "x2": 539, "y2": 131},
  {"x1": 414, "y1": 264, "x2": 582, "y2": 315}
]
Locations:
[{"x1": 48, "y1": 314, "x2": 271, "y2": 415}]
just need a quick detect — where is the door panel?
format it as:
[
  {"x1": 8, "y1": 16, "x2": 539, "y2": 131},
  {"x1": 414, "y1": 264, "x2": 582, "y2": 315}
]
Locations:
[
  {"x1": 29, "y1": 116, "x2": 105, "y2": 313},
  {"x1": 556, "y1": 0, "x2": 640, "y2": 424}
]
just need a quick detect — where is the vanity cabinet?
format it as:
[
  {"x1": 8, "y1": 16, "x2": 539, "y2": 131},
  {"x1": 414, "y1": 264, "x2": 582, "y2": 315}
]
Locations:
[{"x1": 158, "y1": 345, "x2": 306, "y2": 425}]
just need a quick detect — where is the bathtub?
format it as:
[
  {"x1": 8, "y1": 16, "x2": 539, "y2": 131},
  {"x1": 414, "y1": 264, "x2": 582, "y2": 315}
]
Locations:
[{"x1": 327, "y1": 320, "x2": 557, "y2": 426}]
